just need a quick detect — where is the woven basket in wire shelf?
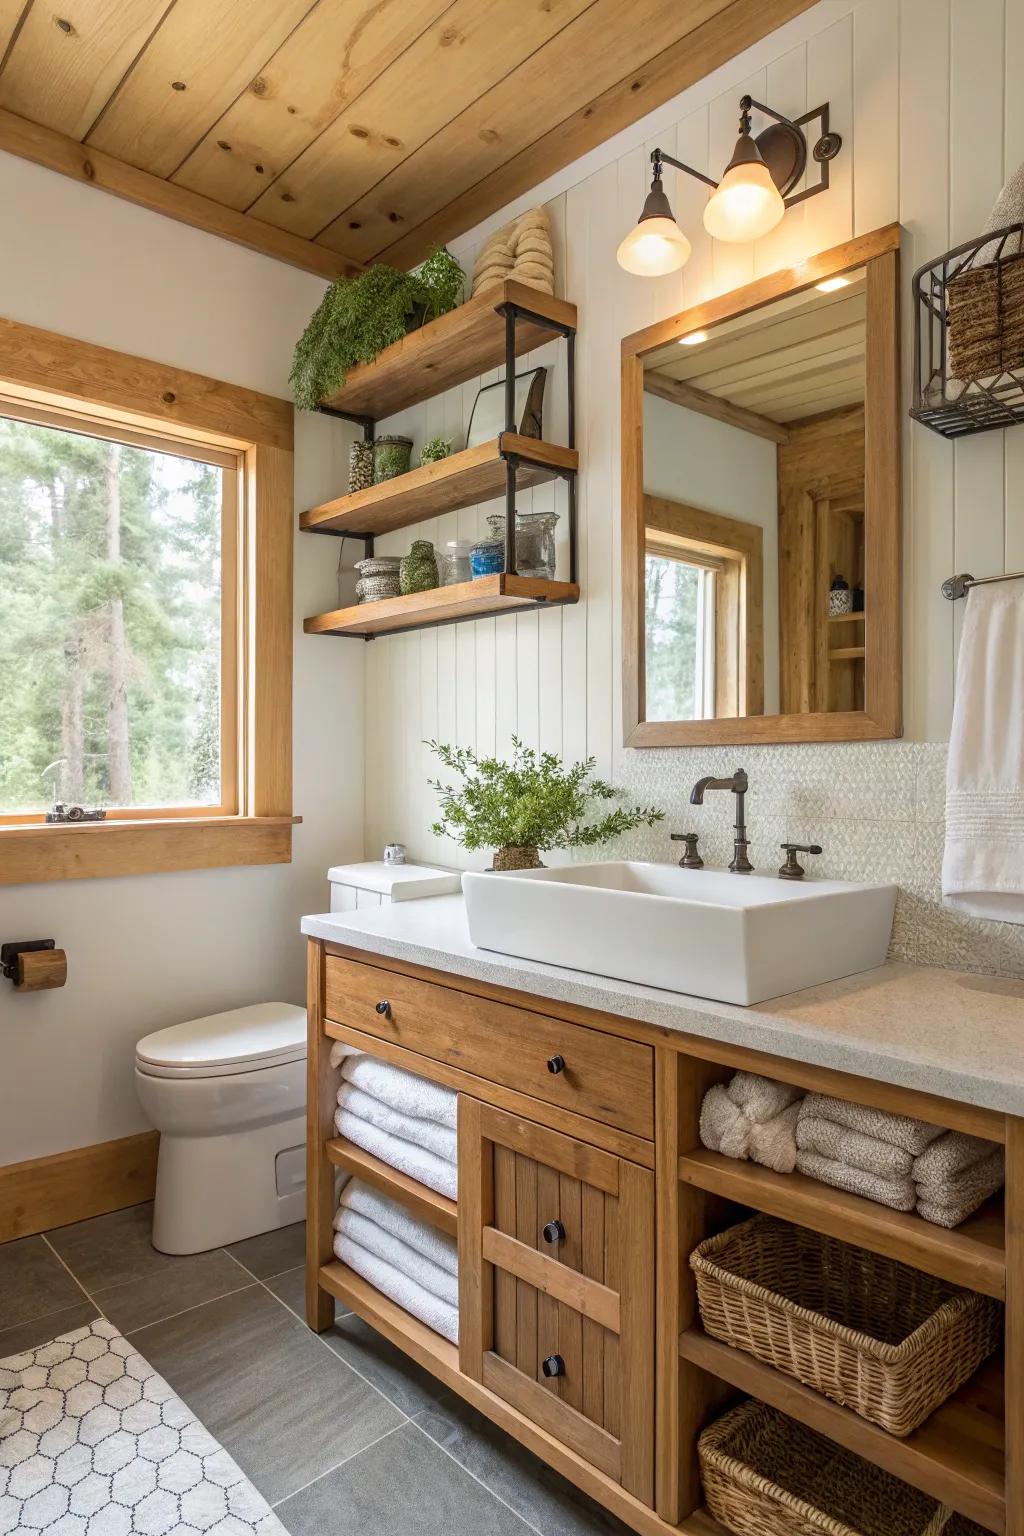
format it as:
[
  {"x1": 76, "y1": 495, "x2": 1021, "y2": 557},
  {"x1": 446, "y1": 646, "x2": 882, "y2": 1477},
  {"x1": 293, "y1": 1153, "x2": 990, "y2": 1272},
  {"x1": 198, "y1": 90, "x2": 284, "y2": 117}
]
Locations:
[
  {"x1": 699, "y1": 1399, "x2": 953, "y2": 1536},
  {"x1": 690, "y1": 1216, "x2": 1002, "y2": 1438}
]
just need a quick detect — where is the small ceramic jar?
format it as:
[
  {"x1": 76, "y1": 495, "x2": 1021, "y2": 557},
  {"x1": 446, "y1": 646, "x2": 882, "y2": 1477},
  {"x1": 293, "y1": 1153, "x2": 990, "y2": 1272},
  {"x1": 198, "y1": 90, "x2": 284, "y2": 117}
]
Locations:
[
  {"x1": 470, "y1": 539, "x2": 505, "y2": 577},
  {"x1": 348, "y1": 440, "x2": 374, "y2": 493},
  {"x1": 373, "y1": 435, "x2": 413, "y2": 483},
  {"x1": 829, "y1": 575, "x2": 852, "y2": 616},
  {"x1": 354, "y1": 556, "x2": 401, "y2": 602}
]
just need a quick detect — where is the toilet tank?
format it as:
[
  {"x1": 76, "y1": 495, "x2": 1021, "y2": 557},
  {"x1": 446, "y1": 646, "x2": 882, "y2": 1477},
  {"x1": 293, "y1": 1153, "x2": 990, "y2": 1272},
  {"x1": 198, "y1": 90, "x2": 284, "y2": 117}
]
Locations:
[{"x1": 327, "y1": 860, "x2": 461, "y2": 912}]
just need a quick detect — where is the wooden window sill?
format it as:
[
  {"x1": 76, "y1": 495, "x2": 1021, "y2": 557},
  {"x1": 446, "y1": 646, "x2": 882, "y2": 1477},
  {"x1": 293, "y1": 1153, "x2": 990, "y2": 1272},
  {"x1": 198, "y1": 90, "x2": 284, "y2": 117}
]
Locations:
[{"x1": 0, "y1": 815, "x2": 300, "y2": 885}]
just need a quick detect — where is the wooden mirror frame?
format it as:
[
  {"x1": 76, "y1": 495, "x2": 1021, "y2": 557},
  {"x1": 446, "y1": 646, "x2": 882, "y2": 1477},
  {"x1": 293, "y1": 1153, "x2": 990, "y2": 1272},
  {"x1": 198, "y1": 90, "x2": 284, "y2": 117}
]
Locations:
[{"x1": 621, "y1": 223, "x2": 902, "y2": 747}]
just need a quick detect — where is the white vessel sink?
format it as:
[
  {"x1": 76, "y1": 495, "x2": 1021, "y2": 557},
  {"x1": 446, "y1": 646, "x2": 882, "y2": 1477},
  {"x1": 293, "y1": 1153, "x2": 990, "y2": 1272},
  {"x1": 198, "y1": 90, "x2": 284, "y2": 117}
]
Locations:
[{"x1": 462, "y1": 862, "x2": 897, "y2": 1006}]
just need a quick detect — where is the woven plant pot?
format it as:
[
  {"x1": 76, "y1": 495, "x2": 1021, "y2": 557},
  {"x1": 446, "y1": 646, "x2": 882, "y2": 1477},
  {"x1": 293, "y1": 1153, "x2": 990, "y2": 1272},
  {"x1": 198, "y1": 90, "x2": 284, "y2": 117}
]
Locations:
[
  {"x1": 947, "y1": 249, "x2": 1024, "y2": 378},
  {"x1": 492, "y1": 845, "x2": 544, "y2": 871},
  {"x1": 400, "y1": 539, "x2": 438, "y2": 595},
  {"x1": 691, "y1": 1216, "x2": 1001, "y2": 1437},
  {"x1": 699, "y1": 1400, "x2": 952, "y2": 1536}
]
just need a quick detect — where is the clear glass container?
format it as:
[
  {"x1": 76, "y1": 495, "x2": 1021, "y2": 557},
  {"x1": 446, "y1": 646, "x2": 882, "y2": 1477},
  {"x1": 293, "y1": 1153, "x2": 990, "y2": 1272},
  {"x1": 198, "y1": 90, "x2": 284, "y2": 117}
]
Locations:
[
  {"x1": 440, "y1": 539, "x2": 475, "y2": 586},
  {"x1": 486, "y1": 509, "x2": 559, "y2": 579}
]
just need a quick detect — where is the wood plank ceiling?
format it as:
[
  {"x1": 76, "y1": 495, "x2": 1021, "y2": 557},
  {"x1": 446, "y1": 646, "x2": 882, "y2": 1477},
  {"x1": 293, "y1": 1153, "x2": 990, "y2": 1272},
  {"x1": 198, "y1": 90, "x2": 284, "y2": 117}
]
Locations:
[{"x1": 0, "y1": 0, "x2": 818, "y2": 279}]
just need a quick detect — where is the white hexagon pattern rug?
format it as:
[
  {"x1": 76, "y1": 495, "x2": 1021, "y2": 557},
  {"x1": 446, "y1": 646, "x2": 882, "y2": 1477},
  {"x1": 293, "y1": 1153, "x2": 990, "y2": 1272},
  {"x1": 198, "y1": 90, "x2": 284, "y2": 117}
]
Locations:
[{"x1": 0, "y1": 1319, "x2": 286, "y2": 1534}]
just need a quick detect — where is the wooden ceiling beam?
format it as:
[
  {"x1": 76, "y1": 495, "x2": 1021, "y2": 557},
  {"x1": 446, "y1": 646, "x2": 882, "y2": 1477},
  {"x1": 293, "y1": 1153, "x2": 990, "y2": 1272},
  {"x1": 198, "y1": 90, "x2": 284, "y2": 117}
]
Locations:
[
  {"x1": 0, "y1": 108, "x2": 357, "y2": 280},
  {"x1": 644, "y1": 371, "x2": 790, "y2": 444},
  {"x1": 371, "y1": 0, "x2": 820, "y2": 270}
]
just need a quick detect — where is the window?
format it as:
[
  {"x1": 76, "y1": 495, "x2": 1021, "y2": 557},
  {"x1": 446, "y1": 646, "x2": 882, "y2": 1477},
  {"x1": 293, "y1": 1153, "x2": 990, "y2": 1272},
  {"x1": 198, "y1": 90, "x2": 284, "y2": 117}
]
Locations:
[
  {"x1": 0, "y1": 315, "x2": 295, "y2": 885},
  {"x1": 0, "y1": 404, "x2": 238, "y2": 822},
  {"x1": 644, "y1": 549, "x2": 717, "y2": 721}
]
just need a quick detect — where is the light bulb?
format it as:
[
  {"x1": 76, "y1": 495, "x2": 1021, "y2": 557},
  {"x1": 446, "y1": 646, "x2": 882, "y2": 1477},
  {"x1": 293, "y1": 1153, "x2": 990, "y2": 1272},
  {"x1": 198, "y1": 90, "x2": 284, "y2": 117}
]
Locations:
[
  {"x1": 816, "y1": 276, "x2": 852, "y2": 293},
  {"x1": 702, "y1": 159, "x2": 785, "y2": 243},
  {"x1": 616, "y1": 217, "x2": 692, "y2": 276}
]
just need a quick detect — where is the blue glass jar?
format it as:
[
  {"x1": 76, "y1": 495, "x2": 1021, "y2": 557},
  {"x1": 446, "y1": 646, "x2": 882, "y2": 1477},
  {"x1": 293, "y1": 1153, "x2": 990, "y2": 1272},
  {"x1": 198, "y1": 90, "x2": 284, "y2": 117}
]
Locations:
[{"x1": 469, "y1": 539, "x2": 505, "y2": 577}]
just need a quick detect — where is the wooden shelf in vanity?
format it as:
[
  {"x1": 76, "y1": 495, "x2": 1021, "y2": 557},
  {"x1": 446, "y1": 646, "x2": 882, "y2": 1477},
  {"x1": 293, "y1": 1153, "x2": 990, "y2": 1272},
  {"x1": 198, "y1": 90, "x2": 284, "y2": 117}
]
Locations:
[
  {"x1": 326, "y1": 1137, "x2": 457, "y2": 1236},
  {"x1": 680, "y1": 1330, "x2": 1005, "y2": 1531},
  {"x1": 679, "y1": 1150, "x2": 1006, "y2": 1299}
]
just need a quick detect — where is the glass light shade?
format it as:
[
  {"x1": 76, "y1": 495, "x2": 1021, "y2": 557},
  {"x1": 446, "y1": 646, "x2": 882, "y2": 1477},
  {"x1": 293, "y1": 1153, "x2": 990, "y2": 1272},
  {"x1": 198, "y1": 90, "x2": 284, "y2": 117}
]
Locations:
[
  {"x1": 702, "y1": 160, "x2": 785, "y2": 243},
  {"x1": 616, "y1": 216, "x2": 691, "y2": 276}
]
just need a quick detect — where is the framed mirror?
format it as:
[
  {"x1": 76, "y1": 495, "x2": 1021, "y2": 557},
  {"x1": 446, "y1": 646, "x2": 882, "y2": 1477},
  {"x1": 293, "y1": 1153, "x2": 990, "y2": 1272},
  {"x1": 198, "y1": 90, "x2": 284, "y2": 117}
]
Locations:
[{"x1": 621, "y1": 224, "x2": 901, "y2": 746}]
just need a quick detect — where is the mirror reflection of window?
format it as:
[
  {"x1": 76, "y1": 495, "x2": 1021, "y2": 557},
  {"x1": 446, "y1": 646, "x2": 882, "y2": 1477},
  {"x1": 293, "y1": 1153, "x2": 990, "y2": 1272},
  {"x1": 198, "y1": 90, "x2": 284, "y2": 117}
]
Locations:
[{"x1": 644, "y1": 547, "x2": 717, "y2": 721}]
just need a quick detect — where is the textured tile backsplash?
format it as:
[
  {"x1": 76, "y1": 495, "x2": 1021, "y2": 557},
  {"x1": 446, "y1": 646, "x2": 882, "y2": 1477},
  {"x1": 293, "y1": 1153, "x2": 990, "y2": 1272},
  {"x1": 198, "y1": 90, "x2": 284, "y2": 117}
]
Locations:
[{"x1": 606, "y1": 741, "x2": 1024, "y2": 980}]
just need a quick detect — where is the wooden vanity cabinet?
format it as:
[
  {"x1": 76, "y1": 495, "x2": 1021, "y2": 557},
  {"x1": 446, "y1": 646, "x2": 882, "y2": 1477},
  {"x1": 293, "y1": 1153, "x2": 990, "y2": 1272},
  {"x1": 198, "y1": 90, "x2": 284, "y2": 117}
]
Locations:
[{"x1": 458, "y1": 1097, "x2": 655, "y2": 1503}]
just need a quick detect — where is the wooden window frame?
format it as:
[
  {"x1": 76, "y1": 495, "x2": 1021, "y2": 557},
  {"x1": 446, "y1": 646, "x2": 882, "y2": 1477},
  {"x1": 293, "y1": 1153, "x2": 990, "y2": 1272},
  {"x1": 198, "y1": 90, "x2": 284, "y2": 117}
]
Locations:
[
  {"x1": 0, "y1": 315, "x2": 297, "y2": 884},
  {"x1": 621, "y1": 222, "x2": 902, "y2": 747}
]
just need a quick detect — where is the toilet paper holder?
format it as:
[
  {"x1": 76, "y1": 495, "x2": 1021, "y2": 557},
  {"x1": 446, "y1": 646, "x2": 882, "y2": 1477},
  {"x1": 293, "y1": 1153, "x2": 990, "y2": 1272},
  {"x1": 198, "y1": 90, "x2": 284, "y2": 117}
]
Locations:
[{"x1": 1, "y1": 939, "x2": 67, "y2": 991}]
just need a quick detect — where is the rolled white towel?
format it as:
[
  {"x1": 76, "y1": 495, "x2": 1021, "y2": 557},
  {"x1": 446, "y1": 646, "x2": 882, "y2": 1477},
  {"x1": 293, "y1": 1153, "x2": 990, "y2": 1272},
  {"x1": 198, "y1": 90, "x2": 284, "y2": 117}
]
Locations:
[
  {"x1": 699, "y1": 1084, "x2": 752, "y2": 1161},
  {"x1": 338, "y1": 1082, "x2": 456, "y2": 1164},
  {"x1": 335, "y1": 1107, "x2": 457, "y2": 1199},
  {"x1": 800, "y1": 1092, "x2": 943, "y2": 1158},
  {"x1": 337, "y1": 1180, "x2": 457, "y2": 1277},
  {"x1": 727, "y1": 1072, "x2": 801, "y2": 1125},
  {"x1": 338, "y1": 1052, "x2": 457, "y2": 1131},
  {"x1": 749, "y1": 1100, "x2": 801, "y2": 1175},
  {"x1": 330, "y1": 1041, "x2": 363, "y2": 1066},
  {"x1": 335, "y1": 1206, "x2": 458, "y2": 1307},
  {"x1": 334, "y1": 1231, "x2": 458, "y2": 1345}
]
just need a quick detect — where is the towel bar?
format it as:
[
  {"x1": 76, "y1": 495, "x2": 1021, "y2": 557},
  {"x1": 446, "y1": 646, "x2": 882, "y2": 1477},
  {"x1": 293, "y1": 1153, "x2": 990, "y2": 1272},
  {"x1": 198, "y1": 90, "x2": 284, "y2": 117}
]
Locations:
[{"x1": 942, "y1": 569, "x2": 1024, "y2": 599}]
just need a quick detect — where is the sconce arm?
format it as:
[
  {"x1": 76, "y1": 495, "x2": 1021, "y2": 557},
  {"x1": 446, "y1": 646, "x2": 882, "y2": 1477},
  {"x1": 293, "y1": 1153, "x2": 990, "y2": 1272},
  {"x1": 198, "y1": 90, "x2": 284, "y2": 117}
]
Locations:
[{"x1": 649, "y1": 147, "x2": 718, "y2": 193}]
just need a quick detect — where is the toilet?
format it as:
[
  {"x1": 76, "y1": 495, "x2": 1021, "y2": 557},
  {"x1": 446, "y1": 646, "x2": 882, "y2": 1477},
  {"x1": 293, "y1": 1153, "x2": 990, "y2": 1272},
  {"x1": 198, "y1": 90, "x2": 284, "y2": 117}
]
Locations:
[{"x1": 135, "y1": 1002, "x2": 307, "y2": 1255}]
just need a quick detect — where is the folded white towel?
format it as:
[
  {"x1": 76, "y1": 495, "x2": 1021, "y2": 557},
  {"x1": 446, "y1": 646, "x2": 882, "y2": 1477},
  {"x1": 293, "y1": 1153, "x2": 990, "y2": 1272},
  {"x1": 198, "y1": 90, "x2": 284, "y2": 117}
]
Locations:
[
  {"x1": 800, "y1": 1093, "x2": 943, "y2": 1158},
  {"x1": 329, "y1": 1047, "x2": 457, "y2": 1131},
  {"x1": 727, "y1": 1072, "x2": 801, "y2": 1125},
  {"x1": 796, "y1": 1115, "x2": 915, "y2": 1180},
  {"x1": 335, "y1": 1206, "x2": 458, "y2": 1307},
  {"x1": 334, "y1": 1231, "x2": 459, "y2": 1344},
  {"x1": 338, "y1": 1082, "x2": 456, "y2": 1164},
  {"x1": 943, "y1": 576, "x2": 1024, "y2": 923},
  {"x1": 337, "y1": 1180, "x2": 458, "y2": 1277},
  {"x1": 335, "y1": 1107, "x2": 457, "y2": 1199}
]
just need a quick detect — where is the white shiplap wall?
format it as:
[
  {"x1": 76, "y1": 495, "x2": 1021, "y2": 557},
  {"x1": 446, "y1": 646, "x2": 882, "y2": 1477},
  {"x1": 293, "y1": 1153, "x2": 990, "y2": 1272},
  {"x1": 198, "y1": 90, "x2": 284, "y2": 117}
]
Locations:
[{"x1": 360, "y1": 0, "x2": 1024, "y2": 873}]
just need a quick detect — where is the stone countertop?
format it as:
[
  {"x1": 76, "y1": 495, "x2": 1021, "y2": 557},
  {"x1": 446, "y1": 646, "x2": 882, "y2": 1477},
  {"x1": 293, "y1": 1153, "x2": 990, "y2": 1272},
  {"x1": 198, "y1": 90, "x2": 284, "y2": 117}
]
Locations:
[{"x1": 301, "y1": 895, "x2": 1024, "y2": 1117}]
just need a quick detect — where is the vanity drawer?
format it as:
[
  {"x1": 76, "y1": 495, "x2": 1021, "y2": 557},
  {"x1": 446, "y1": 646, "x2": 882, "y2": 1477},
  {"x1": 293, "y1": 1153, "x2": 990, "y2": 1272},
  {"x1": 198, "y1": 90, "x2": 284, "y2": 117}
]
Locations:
[{"x1": 324, "y1": 954, "x2": 654, "y2": 1139}]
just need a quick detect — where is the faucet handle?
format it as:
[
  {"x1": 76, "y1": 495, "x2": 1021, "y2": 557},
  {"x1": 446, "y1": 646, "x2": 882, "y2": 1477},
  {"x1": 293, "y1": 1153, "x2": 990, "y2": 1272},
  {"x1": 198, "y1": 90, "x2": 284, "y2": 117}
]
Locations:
[
  {"x1": 779, "y1": 843, "x2": 822, "y2": 880},
  {"x1": 671, "y1": 832, "x2": 704, "y2": 869}
]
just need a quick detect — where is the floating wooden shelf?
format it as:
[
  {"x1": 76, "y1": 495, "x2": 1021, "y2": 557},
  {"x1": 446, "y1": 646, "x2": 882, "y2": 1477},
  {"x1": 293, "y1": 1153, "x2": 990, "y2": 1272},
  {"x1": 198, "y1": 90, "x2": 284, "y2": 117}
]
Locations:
[
  {"x1": 830, "y1": 644, "x2": 866, "y2": 660},
  {"x1": 680, "y1": 1330, "x2": 1005, "y2": 1530},
  {"x1": 319, "y1": 279, "x2": 578, "y2": 421},
  {"x1": 828, "y1": 611, "x2": 866, "y2": 623},
  {"x1": 678, "y1": 1150, "x2": 1005, "y2": 1299},
  {"x1": 301, "y1": 435, "x2": 578, "y2": 538},
  {"x1": 305, "y1": 574, "x2": 579, "y2": 639},
  {"x1": 326, "y1": 1137, "x2": 457, "y2": 1237}
]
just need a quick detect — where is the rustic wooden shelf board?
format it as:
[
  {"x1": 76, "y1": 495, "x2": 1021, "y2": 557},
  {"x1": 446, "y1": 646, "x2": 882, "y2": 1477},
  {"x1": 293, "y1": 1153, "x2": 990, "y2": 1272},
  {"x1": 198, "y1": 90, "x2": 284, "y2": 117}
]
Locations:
[
  {"x1": 304, "y1": 575, "x2": 579, "y2": 638},
  {"x1": 680, "y1": 1330, "x2": 1005, "y2": 1530},
  {"x1": 678, "y1": 1151, "x2": 1006, "y2": 1299},
  {"x1": 325, "y1": 1137, "x2": 458, "y2": 1237},
  {"x1": 828, "y1": 611, "x2": 866, "y2": 623},
  {"x1": 830, "y1": 644, "x2": 867, "y2": 660},
  {"x1": 319, "y1": 280, "x2": 578, "y2": 421},
  {"x1": 301, "y1": 435, "x2": 578, "y2": 538}
]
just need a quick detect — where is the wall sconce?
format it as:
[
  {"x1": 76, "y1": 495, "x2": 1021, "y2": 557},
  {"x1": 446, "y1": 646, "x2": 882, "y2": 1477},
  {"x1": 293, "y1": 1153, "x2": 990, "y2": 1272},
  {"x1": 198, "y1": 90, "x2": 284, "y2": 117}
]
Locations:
[{"x1": 616, "y1": 95, "x2": 842, "y2": 275}]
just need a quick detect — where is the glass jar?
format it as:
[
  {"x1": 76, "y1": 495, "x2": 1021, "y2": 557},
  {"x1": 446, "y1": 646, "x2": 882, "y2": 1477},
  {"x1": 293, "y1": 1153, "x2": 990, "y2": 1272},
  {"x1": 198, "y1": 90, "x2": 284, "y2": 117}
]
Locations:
[
  {"x1": 486, "y1": 509, "x2": 559, "y2": 579},
  {"x1": 441, "y1": 539, "x2": 475, "y2": 586},
  {"x1": 469, "y1": 539, "x2": 505, "y2": 578}
]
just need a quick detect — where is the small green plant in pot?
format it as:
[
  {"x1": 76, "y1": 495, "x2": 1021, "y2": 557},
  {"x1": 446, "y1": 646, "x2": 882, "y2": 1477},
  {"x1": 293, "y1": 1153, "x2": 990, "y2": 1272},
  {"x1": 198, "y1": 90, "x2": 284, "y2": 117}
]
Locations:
[
  {"x1": 419, "y1": 435, "x2": 453, "y2": 466},
  {"x1": 426, "y1": 738, "x2": 663, "y2": 870}
]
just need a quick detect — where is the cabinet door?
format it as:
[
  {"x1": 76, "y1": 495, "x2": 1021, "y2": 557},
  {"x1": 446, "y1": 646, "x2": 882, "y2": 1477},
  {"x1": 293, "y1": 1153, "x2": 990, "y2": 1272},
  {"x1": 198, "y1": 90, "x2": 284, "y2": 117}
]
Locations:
[{"x1": 458, "y1": 1097, "x2": 654, "y2": 1504}]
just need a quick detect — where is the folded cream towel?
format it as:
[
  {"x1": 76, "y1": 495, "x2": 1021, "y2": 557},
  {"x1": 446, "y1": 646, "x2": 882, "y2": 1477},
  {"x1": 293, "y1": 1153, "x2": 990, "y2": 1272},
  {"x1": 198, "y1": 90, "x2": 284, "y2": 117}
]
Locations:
[
  {"x1": 943, "y1": 576, "x2": 1024, "y2": 924},
  {"x1": 749, "y1": 1100, "x2": 802, "y2": 1174},
  {"x1": 337, "y1": 1082, "x2": 456, "y2": 1164},
  {"x1": 913, "y1": 1130, "x2": 1000, "y2": 1184},
  {"x1": 341, "y1": 1053, "x2": 457, "y2": 1130},
  {"x1": 333, "y1": 1231, "x2": 458, "y2": 1344},
  {"x1": 699, "y1": 1084, "x2": 752, "y2": 1161},
  {"x1": 335, "y1": 1206, "x2": 458, "y2": 1307},
  {"x1": 335, "y1": 1107, "x2": 457, "y2": 1199},
  {"x1": 727, "y1": 1072, "x2": 801, "y2": 1125},
  {"x1": 916, "y1": 1146, "x2": 1005, "y2": 1217},
  {"x1": 800, "y1": 1092, "x2": 943, "y2": 1157},
  {"x1": 337, "y1": 1180, "x2": 458, "y2": 1277},
  {"x1": 796, "y1": 1148, "x2": 916, "y2": 1212},
  {"x1": 796, "y1": 1115, "x2": 914, "y2": 1180}
]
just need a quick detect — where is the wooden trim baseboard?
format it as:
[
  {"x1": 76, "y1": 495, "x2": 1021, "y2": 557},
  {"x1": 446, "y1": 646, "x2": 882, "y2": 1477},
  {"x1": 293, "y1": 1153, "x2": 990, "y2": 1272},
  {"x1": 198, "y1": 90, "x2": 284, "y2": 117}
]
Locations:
[{"x1": 0, "y1": 1131, "x2": 160, "y2": 1242}]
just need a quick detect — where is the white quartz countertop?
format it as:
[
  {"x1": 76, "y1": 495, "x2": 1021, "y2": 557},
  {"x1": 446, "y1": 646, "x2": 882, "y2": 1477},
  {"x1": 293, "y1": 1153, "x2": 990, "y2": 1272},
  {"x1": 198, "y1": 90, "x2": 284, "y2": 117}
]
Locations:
[{"x1": 301, "y1": 895, "x2": 1024, "y2": 1117}]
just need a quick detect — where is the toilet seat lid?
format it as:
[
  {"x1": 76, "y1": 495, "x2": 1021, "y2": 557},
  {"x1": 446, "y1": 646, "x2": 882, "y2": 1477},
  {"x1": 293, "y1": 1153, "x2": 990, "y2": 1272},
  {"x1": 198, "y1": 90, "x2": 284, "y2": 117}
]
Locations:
[{"x1": 136, "y1": 1003, "x2": 307, "y2": 1076}]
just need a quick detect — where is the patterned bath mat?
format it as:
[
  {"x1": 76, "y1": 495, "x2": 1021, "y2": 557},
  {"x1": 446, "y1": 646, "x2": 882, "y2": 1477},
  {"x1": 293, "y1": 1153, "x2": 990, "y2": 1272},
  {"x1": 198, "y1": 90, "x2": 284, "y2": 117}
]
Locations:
[{"x1": 0, "y1": 1318, "x2": 286, "y2": 1534}]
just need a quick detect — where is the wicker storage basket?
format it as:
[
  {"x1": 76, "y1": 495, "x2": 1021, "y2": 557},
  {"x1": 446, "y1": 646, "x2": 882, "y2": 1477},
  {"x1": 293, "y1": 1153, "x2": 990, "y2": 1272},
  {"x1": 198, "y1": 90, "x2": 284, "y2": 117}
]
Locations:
[
  {"x1": 691, "y1": 1217, "x2": 1002, "y2": 1437},
  {"x1": 699, "y1": 1399, "x2": 952, "y2": 1536},
  {"x1": 947, "y1": 249, "x2": 1024, "y2": 379}
]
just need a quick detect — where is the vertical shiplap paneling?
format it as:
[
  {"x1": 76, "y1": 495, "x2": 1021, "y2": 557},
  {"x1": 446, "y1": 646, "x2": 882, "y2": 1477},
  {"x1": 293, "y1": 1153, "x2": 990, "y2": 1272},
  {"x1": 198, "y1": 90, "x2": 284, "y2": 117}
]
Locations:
[
  {"x1": 1005, "y1": 0, "x2": 1024, "y2": 573},
  {"x1": 804, "y1": 15, "x2": 854, "y2": 252},
  {"x1": 900, "y1": 0, "x2": 953, "y2": 741},
  {"x1": 754, "y1": 43, "x2": 808, "y2": 278},
  {"x1": 674, "y1": 107, "x2": 713, "y2": 308},
  {"x1": 851, "y1": 0, "x2": 899, "y2": 237},
  {"x1": 561, "y1": 179, "x2": 591, "y2": 768}
]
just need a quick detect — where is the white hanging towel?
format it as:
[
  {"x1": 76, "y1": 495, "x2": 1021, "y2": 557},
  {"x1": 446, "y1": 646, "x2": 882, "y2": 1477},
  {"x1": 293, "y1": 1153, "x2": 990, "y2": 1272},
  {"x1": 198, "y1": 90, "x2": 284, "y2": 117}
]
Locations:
[{"x1": 943, "y1": 576, "x2": 1024, "y2": 922}]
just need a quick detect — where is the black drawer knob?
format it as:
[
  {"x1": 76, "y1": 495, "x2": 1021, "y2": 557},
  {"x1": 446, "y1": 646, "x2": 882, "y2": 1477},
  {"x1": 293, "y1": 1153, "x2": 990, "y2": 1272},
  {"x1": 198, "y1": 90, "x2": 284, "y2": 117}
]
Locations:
[
  {"x1": 542, "y1": 1220, "x2": 565, "y2": 1245},
  {"x1": 547, "y1": 1054, "x2": 565, "y2": 1074},
  {"x1": 541, "y1": 1354, "x2": 564, "y2": 1379},
  {"x1": 375, "y1": 1000, "x2": 392, "y2": 1018}
]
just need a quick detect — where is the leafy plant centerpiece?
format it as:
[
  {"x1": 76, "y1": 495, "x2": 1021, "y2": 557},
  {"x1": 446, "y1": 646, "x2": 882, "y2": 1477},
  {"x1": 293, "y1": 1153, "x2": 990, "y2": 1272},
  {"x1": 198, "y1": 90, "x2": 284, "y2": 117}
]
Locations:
[
  {"x1": 427, "y1": 738, "x2": 663, "y2": 870},
  {"x1": 290, "y1": 248, "x2": 464, "y2": 411}
]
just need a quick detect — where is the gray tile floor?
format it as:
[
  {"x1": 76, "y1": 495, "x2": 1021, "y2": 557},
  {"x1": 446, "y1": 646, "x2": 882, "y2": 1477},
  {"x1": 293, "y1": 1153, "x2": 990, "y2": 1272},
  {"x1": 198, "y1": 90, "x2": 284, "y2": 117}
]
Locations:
[{"x1": 0, "y1": 1205, "x2": 631, "y2": 1536}]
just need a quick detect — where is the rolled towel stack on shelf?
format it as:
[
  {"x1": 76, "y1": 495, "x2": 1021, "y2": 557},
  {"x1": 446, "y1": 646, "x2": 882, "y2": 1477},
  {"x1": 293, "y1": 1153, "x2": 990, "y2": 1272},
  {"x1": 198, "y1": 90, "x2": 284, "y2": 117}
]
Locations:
[
  {"x1": 793, "y1": 1093, "x2": 938, "y2": 1212},
  {"x1": 333, "y1": 1179, "x2": 458, "y2": 1343},
  {"x1": 329, "y1": 1041, "x2": 457, "y2": 1199},
  {"x1": 699, "y1": 1071, "x2": 803, "y2": 1174},
  {"x1": 913, "y1": 1131, "x2": 1005, "y2": 1228}
]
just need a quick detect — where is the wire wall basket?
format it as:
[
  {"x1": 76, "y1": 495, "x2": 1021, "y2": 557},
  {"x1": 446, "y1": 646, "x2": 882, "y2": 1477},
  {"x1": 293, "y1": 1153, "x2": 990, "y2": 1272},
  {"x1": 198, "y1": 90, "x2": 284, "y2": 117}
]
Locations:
[{"x1": 911, "y1": 222, "x2": 1024, "y2": 438}]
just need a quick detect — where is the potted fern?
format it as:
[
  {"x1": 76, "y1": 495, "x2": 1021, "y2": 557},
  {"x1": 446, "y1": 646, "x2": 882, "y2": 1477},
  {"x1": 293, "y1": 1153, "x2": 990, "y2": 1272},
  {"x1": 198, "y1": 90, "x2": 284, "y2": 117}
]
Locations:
[{"x1": 427, "y1": 739, "x2": 663, "y2": 870}]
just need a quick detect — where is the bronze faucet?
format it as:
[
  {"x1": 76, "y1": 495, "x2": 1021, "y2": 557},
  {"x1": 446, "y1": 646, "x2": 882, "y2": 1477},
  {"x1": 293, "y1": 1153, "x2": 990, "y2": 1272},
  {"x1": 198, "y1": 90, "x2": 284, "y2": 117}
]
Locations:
[{"x1": 690, "y1": 768, "x2": 753, "y2": 873}]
